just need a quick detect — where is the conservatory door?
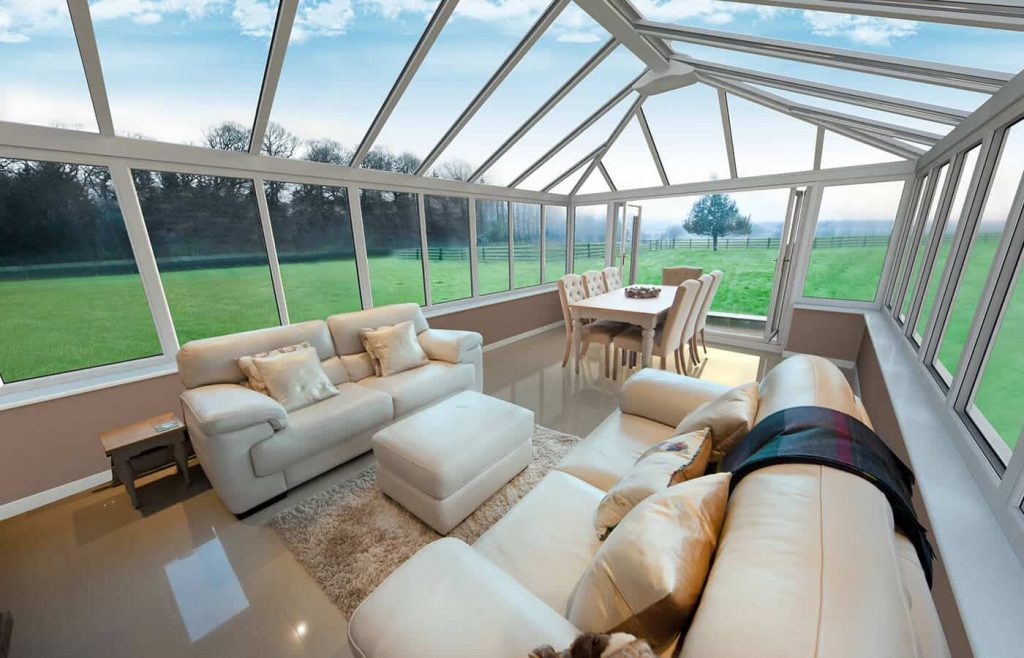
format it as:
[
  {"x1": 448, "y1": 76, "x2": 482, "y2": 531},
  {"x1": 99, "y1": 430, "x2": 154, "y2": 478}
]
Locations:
[
  {"x1": 765, "y1": 187, "x2": 808, "y2": 343},
  {"x1": 613, "y1": 202, "x2": 642, "y2": 284}
]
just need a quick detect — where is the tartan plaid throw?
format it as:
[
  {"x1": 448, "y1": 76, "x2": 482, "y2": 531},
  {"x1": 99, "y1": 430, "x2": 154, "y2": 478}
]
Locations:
[{"x1": 719, "y1": 406, "x2": 934, "y2": 587}]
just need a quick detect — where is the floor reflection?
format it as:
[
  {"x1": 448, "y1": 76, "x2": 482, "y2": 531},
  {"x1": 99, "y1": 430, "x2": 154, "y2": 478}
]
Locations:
[{"x1": 164, "y1": 535, "x2": 249, "y2": 643}]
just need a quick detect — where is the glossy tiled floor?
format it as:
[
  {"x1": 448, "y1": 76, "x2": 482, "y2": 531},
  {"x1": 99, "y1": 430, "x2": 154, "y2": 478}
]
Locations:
[{"x1": 0, "y1": 329, "x2": 780, "y2": 658}]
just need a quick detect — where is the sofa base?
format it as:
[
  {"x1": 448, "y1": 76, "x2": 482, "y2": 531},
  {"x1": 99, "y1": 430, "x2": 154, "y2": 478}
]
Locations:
[{"x1": 234, "y1": 491, "x2": 287, "y2": 520}]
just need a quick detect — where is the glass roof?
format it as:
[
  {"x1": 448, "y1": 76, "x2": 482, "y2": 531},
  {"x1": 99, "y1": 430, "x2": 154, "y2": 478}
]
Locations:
[
  {"x1": 728, "y1": 95, "x2": 816, "y2": 176},
  {"x1": 642, "y1": 82, "x2": 731, "y2": 185},
  {"x1": 601, "y1": 115, "x2": 662, "y2": 189}
]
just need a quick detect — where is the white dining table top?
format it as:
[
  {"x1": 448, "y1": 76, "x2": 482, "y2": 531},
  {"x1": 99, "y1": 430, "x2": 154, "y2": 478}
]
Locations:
[{"x1": 568, "y1": 284, "x2": 678, "y2": 317}]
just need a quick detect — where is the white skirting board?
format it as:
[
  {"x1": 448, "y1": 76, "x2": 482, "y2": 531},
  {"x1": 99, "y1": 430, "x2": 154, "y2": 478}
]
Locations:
[
  {"x1": 482, "y1": 321, "x2": 562, "y2": 352},
  {"x1": 0, "y1": 470, "x2": 110, "y2": 522}
]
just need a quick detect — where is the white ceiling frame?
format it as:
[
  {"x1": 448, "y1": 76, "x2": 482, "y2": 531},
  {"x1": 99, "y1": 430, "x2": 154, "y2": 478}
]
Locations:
[
  {"x1": 636, "y1": 105, "x2": 670, "y2": 186},
  {"x1": 715, "y1": 0, "x2": 1024, "y2": 32},
  {"x1": 718, "y1": 89, "x2": 739, "y2": 178},
  {"x1": 698, "y1": 74, "x2": 925, "y2": 159},
  {"x1": 351, "y1": 0, "x2": 460, "y2": 167},
  {"x1": 509, "y1": 76, "x2": 645, "y2": 188},
  {"x1": 637, "y1": 20, "x2": 1013, "y2": 93},
  {"x1": 570, "y1": 94, "x2": 645, "y2": 196},
  {"x1": 249, "y1": 0, "x2": 298, "y2": 155},
  {"x1": 597, "y1": 161, "x2": 617, "y2": 191},
  {"x1": 574, "y1": 0, "x2": 672, "y2": 71},
  {"x1": 469, "y1": 38, "x2": 618, "y2": 183},
  {"x1": 674, "y1": 54, "x2": 969, "y2": 126},
  {"x1": 67, "y1": 0, "x2": 114, "y2": 136},
  {"x1": 415, "y1": 0, "x2": 571, "y2": 176},
  {"x1": 788, "y1": 104, "x2": 943, "y2": 146},
  {"x1": 813, "y1": 125, "x2": 825, "y2": 170},
  {"x1": 542, "y1": 143, "x2": 605, "y2": 192}
]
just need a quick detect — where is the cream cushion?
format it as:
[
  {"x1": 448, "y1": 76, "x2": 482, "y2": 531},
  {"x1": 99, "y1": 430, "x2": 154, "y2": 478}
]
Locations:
[
  {"x1": 674, "y1": 382, "x2": 759, "y2": 461},
  {"x1": 251, "y1": 345, "x2": 340, "y2": 412},
  {"x1": 568, "y1": 473, "x2": 731, "y2": 651},
  {"x1": 636, "y1": 429, "x2": 711, "y2": 483},
  {"x1": 237, "y1": 341, "x2": 310, "y2": 395},
  {"x1": 340, "y1": 352, "x2": 376, "y2": 381},
  {"x1": 361, "y1": 321, "x2": 429, "y2": 377},
  {"x1": 558, "y1": 410, "x2": 677, "y2": 491}
]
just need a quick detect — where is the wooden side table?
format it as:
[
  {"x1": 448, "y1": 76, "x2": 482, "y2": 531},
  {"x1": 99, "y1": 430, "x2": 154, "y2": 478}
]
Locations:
[{"x1": 100, "y1": 413, "x2": 190, "y2": 508}]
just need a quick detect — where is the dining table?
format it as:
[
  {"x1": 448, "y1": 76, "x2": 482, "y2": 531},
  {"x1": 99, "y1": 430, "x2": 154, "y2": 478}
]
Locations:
[{"x1": 568, "y1": 284, "x2": 679, "y2": 373}]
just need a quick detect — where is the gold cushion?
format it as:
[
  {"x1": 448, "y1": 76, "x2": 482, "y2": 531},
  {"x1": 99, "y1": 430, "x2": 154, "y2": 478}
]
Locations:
[
  {"x1": 675, "y1": 382, "x2": 759, "y2": 461},
  {"x1": 251, "y1": 345, "x2": 340, "y2": 412},
  {"x1": 568, "y1": 473, "x2": 731, "y2": 651},
  {"x1": 360, "y1": 321, "x2": 429, "y2": 377},
  {"x1": 237, "y1": 341, "x2": 310, "y2": 394}
]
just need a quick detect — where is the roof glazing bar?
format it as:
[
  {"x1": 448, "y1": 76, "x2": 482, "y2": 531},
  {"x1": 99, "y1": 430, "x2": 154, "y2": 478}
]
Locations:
[
  {"x1": 249, "y1": 0, "x2": 298, "y2": 155},
  {"x1": 542, "y1": 143, "x2": 605, "y2": 192},
  {"x1": 68, "y1": 0, "x2": 114, "y2": 136},
  {"x1": 598, "y1": 161, "x2": 617, "y2": 191},
  {"x1": 715, "y1": 1, "x2": 1024, "y2": 32},
  {"x1": 570, "y1": 95, "x2": 645, "y2": 195},
  {"x1": 636, "y1": 104, "x2": 670, "y2": 185}
]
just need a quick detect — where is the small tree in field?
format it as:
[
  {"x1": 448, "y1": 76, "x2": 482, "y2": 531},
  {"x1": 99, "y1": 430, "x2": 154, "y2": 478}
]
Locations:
[{"x1": 683, "y1": 193, "x2": 751, "y2": 251}]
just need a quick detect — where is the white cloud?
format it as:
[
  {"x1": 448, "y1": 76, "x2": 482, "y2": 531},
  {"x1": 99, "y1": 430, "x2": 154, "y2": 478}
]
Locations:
[
  {"x1": 557, "y1": 30, "x2": 601, "y2": 44},
  {"x1": 802, "y1": 11, "x2": 917, "y2": 46}
]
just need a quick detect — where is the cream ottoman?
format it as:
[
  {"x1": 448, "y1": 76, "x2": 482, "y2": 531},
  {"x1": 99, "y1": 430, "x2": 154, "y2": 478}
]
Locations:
[{"x1": 372, "y1": 390, "x2": 534, "y2": 534}]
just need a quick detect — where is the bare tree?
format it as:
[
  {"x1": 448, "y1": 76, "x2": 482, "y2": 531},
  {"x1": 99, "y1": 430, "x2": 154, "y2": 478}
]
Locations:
[
  {"x1": 261, "y1": 122, "x2": 299, "y2": 159},
  {"x1": 203, "y1": 121, "x2": 250, "y2": 152}
]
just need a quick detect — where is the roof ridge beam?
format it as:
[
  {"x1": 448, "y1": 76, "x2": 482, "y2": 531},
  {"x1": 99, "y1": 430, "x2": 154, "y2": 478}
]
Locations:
[
  {"x1": 415, "y1": 0, "x2": 571, "y2": 176},
  {"x1": 575, "y1": 0, "x2": 672, "y2": 71},
  {"x1": 469, "y1": 38, "x2": 618, "y2": 183},
  {"x1": 542, "y1": 143, "x2": 605, "y2": 192},
  {"x1": 714, "y1": 1, "x2": 1024, "y2": 32},
  {"x1": 675, "y1": 54, "x2": 968, "y2": 125},
  {"x1": 351, "y1": 0, "x2": 459, "y2": 168},
  {"x1": 637, "y1": 19, "x2": 1013, "y2": 93},
  {"x1": 570, "y1": 95, "x2": 645, "y2": 196}
]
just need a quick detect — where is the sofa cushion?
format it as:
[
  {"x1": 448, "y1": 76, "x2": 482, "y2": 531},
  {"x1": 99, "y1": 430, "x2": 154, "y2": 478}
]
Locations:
[
  {"x1": 252, "y1": 345, "x2": 340, "y2": 412},
  {"x1": 348, "y1": 538, "x2": 578, "y2": 658},
  {"x1": 474, "y1": 471, "x2": 605, "y2": 615},
  {"x1": 360, "y1": 321, "x2": 429, "y2": 377},
  {"x1": 177, "y1": 320, "x2": 335, "y2": 389},
  {"x1": 341, "y1": 352, "x2": 376, "y2": 381},
  {"x1": 675, "y1": 382, "x2": 759, "y2": 462},
  {"x1": 250, "y1": 383, "x2": 392, "y2": 476},
  {"x1": 359, "y1": 361, "x2": 475, "y2": 417},
  {"x1": 756, "y1": 354, "x2": 865, "y2": 426},
  {"x1": 558, "y1": 410, "x2": 677, "y2": 491},
  {"x1": 417, "y1": 328, "x2": 483, "y2": 363},
  {"x1": 636, "y1": 429, "x2": 711, "y2": 483},
  {"x1": 619, "y1": 369, "x2": 729, "y2": 428},
  {"x1": 328, "y1": 304, "x2": 429, "y2": 356}
]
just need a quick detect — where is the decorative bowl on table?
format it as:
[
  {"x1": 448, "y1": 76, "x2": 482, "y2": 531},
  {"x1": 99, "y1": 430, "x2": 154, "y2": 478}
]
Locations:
[{"x1": 624, "y1": 285, "x2": 661, "y2": 299}]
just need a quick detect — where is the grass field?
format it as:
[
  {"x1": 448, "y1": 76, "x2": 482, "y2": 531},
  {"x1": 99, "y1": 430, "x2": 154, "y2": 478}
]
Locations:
[{"x1": 1, "y1": 240, "x2": 1018, "y2": 451}]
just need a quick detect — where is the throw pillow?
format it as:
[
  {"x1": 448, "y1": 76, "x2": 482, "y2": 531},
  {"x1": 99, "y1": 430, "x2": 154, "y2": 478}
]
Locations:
[
  {"x1": 360, "y1": 321, "x2": 429, "y2": 377},
  {"x1": 339, "y1": 352, "x2": 376, "y2": 381},
  {"x1": 593, "y1": 431, "x2": 709, "y2": 540},
  {"x1": 568, "y1": 473, "x2": 731, "y2": 652},
  {"x1": 237, "y1": 341, "x2": 311, "y2": 395},
  {"x1": 674, "y1": 382, "x2": 759, "y2": 461},
  {"x1": 251, "y1": 345, "x2": 340, "y2": 412}
]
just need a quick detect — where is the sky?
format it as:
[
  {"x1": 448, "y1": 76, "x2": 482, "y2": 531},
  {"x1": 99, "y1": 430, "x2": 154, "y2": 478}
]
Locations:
[{"x1": 0, "y1": 0, "x2": 1021, "y2": 215}]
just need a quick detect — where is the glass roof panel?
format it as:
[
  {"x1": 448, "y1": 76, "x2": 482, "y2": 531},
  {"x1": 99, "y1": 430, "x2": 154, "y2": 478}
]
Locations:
[
  {"x1": 643, "y1": 82, "x2": 731, "y2": 185},
  {"x1": 576, "y1": 168, "x2": 610, "y2": 194},
  {"x1": 548, "y1": 167, "x2": 587, "y2": 195},
  {"x1": 487, "y1": 48, "x2": 645, "y2": 185},
  {"x1": 366, "y1": 1, "x2": 548, "y2": 171},
  {"x1": 820, "y1": 131, "x2": 902, "y2": 169},
  {"x1": 428, "y1": 5, "x2": 610, "y2": 181},
  {"x1": 269, "y1": 1, "x2": 437, "y2": 161},
  {"x1": 0, "y1": 3, "x2": 96, "y2": 131},
  {"x1": 728, "y1": 95, "x2": 815, "y2": 176},
  {"x1": 90, "y1": 0, "x2": 276, "y2": 147},
  {"x1": 601, "y1": 116, "x2": 663, "y2": 190}
]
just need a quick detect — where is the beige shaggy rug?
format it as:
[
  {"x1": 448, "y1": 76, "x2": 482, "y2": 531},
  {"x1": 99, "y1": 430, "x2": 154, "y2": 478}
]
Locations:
[{"x1": 269, "y1": 424, "x2": 581, "y2": 617}]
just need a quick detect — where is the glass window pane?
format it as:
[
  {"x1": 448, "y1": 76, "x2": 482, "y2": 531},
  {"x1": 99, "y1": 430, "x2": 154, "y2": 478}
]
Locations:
[
  {"x1": 901, "y1": 163, "x2": 951, "y2": 320},
  {"x1": 264, "y1": 181, "x2": 360, "y2": 322},
  {"x1": 803, "y1": 181, "x2": 904, "y2": 302},
  {"x1": 0, "y1": 4, "x2": 96, "y2": 131},
  {"x1": 938, "y1": 121, "x2": 1024, "y2": 378},
  {"x1": 424, "y1": 195, "x2": 471, "y2": 304},
  {"x1": 0, "y1": 160, "x2": 160, "y2": 382},
  {"x1": 545, "y1": 206, "x2": 568, "y2": 283},
  {"x1": 136, "y1": 171, "x2": 279, "y2": 344},
  {"x1": 915, "y1": 146, "x2": 982, "y2": 340},
  {"x1": 729, "y1": 95, "x2": 815, "y2": 177},
  {"x1": 92, "y1": 3, "x2": 274, "y2": 146},
  {"x1": 643, "y1": 84, "x2": 730, "y2": 185},
  {"x1": 475, "y1": 200, "x2": 509, "y2": 295},
  {"x1": 601, "y1": 117, "x2": 663, "y2": 190},
  {"x1": 512, "y1": 202, "x2": 541, "y2": 289},
  {"x1": 360, "y1": 189, "x2": 425, "y2": 306},
  {"x1": 573, "y1": 205, "x2": 607, "y2": 274},
  {"x1": 821, "y1": 131, "x2": 903, "y2": 169},
  {"x1": 889, "y1": 174, "x2": 929, "y2": 309}
]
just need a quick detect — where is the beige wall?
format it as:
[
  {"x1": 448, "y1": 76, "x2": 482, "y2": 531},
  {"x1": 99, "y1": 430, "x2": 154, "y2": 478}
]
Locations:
[
  {"x1": 785, "y1": 306, "x2": 866, "y2": 362},
  {"x1": 0, "y1": 292, "x2": 560, "y2": 507}
]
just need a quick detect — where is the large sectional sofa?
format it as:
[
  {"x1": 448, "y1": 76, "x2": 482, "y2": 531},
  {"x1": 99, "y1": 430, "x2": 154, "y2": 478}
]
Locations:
[
  {"x1": 348, "y1": 355, "x2": 949, "y2": 658},
  {"x1": 177, "y1": 304, "x2": 483, "y2": 515}
]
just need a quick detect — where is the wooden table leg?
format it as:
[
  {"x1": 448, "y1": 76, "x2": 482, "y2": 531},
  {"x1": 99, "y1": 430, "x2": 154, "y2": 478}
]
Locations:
[
  {"x1": 172, "y1": 438, "x2": 190, "y2": 486},
  {"x1": 572, "y1": 315, "x2": 584, "y2": 374},
  {"x1": 113, "y1": 457, "x2": 139, "y2": 508},
  {"x1": 641, "y1": 324, "x2": 655, "y2": 369}
]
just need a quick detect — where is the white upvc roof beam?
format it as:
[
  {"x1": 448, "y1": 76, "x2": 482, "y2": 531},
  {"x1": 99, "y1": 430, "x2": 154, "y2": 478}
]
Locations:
[
  {"x1": 598, "y1": 161, "x2": 617, "y2": 191},
  {"x1": 415, "y1": 0, "x2": 571, "y2": 176},
  {"x1": 249, "y1": 0, "x2": 298, "y2": 155},
  {"x1": 718, "y1": 89, "x2": 739, "y2": 178},
  {"x1": 715, "y1": 1, "x2": 1024, "y2": 32},
  {"x1": 542, "y1": 143, "x2": 605, "y2": 192},
  {"x1": 637, "y1": 20, "x2": 1013, "y2": 93},
  {"x1": 571, "y1": 95, "x2": 645, "y2": 196},
  {"x1": 636, "y1": 105, "x2": 670, "y2": 186},
  {"x1": 68, "y1": 0, "x2": 114, "y2": 136},
  {"x1": 575, "y1": 0, "x2": 672, "y2": 72},
  {"x1": 469, "y1": 38, "x2": 618, "y2": 183},
  {"x1": 675, "y1": 54, "x2": 969, "y2": 126},
  {"x1": 351, "y1": 0, "x2": 459, "y2": 167},
  {"x1": 788, "y1": 104, "x2": 942, "y2": 146}
]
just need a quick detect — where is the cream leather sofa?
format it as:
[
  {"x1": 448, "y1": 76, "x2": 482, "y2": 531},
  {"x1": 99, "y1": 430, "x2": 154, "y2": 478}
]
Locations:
[
  {"x1": 348, "y1": 355, "x2": 949, "y2": 658},
  {"x1": 177, "y1": 304, "x2": 483, "y2": 515}
]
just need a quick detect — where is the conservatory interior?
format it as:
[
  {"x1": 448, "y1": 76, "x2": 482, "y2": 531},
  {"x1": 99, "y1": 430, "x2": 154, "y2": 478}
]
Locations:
[{"x1": 1, "y1": 1, "x2": 1023, "y2": 657}]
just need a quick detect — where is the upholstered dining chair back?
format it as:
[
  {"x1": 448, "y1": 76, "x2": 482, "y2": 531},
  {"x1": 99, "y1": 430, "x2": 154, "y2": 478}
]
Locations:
[
  {"x1": 659, "y1": 279, "x2": 701, "y2": 355},
  {"x1": 696, "y1": 270, "x2": 724, "y2": 334},
  {"x1": 682, "y1": 274, "x2": 713, "y2": 346},
  {"x1": 602, "y1": 266, "x2": 623, "y2": 291},
  {"x1": 557, "y1": 274, "x2": 587, "y2": 329},
  {"x1": 582, "y1": 270, "x2": 607, "y2": 298},
  {"x1": 661, "y1": 265, "x2": 703, "y2": 286}
]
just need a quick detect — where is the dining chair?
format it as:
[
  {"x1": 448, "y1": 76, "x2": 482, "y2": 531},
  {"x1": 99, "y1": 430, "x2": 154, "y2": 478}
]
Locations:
[
  {"x1": 681, "y1": 274, "x2": 713, "y2": 368},
  {"x1": 694, "y1": 270, "x2": 723, "y2": 358},
  {"x1": 612, "y1": 279, "x2": 701, "y2": 378},
  {"x1": 581, "y1": 270, "x2": 607, "y2": 298},
  {"x1": 556, "y1": 274, "x2": 623, "y2": 376},
  {"x1": 601, "y1": 266, "x2": 623, "y2": 291},
  {"x1": 661, "y1": 266, "x2": 703, "y2": 286}
]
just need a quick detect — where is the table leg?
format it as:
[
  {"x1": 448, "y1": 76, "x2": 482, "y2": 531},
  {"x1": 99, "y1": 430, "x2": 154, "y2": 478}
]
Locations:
[
  {"x1": 572, "y1": 316, "x2": 584, "y2": 374},
  {"x1": 113, "y1": 457, "x2": 139, "y2": 508},
  {"x1": 641, "y1": 325, "x2": 655, "y2": 369},
  {"x1": 172, "y1": 438, "x2": 190, "y2": 486}
]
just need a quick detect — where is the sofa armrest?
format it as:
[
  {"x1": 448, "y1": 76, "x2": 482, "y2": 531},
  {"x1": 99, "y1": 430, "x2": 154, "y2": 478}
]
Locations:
[
  {"x1": 619, "y1": 368, "x2": 730, "y2": 428},
  {"x1": 180, "y1": 384, "x2": 288, "y2": 436},
  {"x1": 418, "y1": 328, "x2": 483, "y2": 364}
]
